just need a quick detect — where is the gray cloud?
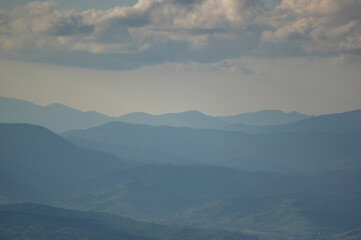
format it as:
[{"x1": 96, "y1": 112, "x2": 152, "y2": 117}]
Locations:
[
  {"x1": 261, "y1": 0, "x2": 361, "y2": 56},
  {"x1": 46, "y1": 15, "x2": 94, "y2": 36},
  {"x1": 0, "y1": 0, "x2": 360, "y2": 69}
]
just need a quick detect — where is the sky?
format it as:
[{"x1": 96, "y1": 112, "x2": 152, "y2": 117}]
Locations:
[{"x1": 0, "y1": 0, "x2": 360, "y2": 116}]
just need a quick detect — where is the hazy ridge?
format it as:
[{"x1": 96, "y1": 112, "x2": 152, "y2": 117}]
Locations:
[
  {"x1": 1, "y1": 96, "x2": 361, "y2": 240},
  {"x1": 1, "y1": 96, "x2": 312, "y2": 132}
]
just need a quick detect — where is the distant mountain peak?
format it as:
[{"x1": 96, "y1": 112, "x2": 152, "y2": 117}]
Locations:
[
  {"x1": 45, "y1": 103, "x2": 78, "y2": 111},
  {"x1": 117, "y1": 110, "x2": 226, "y2": 129},
  {"x1": 182, "y1": 110, "x2": 204, "y2": 114},
  {"x1": 218, "y1": 109, "x2": 311, "y2": 126}
]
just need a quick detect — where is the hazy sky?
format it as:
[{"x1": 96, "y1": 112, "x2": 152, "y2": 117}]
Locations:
[{"x1": 0, "y1": 0, "x2": 360, "y2": 116}]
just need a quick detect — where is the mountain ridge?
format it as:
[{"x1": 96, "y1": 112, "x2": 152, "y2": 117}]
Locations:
[
  {"x1": 1, "y1": 120, "x2": 361, "y2": 240},
  {"x1": 0, "y1": 123, "x2": 129, "y2": 203},
  {"x1": 0, "y1": 202, "x2": 256, "y2": 240},
  {"x1": 63, "y1": 120, "x2": 361, "y2": 173},
  {"x1": 218, "y1": 109, "x2": 311, "y2": 126},
  {"x1": 1, "y1": 96, "x2": 318, "y2": 132},
  {"x1": 225, "y1": 109, "x2": 361, "y2": 133}
]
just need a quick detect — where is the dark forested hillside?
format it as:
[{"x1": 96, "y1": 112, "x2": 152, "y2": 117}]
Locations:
[
  {"x1": 1, "y1": 105, "x2": 361, "y2": 240},
  {"x1": 0, "y1": 123, "x2": 128, "y2": 203},
  {"x1": 61, "y1": 164, "x2": 361, "y2": 240},
  {"x1": 0, "y1": 203, "x2": 256, "y2": 240}
]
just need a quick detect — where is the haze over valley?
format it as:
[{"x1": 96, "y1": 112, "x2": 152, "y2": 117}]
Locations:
[
  {"x1": 1, "y1": 96, "x2": 361, "y2": 240},
  {"x1": 1, "y1": 0, "x2": 361, "y2": 239}
]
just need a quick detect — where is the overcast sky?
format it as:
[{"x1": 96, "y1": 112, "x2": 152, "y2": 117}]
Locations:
[{"x1": 0, "y1": 0, "x2": 360, "y2": 116}]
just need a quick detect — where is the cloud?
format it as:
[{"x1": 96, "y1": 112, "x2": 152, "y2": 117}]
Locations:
[
  {"x1": 0, "y1": 2, "x2": 93, "y2": 52},
  {"x1": 0, "y1": 0, "x2": 360, "y2": 69},
  {"x1": 261, "y1": 0, "x2": 361, "y2": 56},
  {"x1": 331, "y1": 53, "x2": 361, "y2": 65}
]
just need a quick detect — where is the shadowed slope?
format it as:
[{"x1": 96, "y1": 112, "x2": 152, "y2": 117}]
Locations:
[
  {"x1": 0, "y1": 203, "x2": 257, "y2": 240},
  {"x1": 63, "y1": 121, "x2": 361, "y2": 173},
  {"x1": 0, "y1": 123, "x2": 127, "y2": 203}
]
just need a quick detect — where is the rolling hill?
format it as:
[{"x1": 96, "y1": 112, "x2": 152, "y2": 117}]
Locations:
[
  {"x1": 61, "y1": 164, "x2": 361, "y2": 240},
  {"x1": 0, "y1": 123, "x2": 128, "y2": 203},
  {"x1": 0, "y1": 123, "x2": 360, "y2": 240},
  {"x1": 0, "y1": 97, "x2": 228, "y2": 131},
  {"x1": 0, "y1": 203, "x2": 256, "y2": 240},
  {"x1": 63, "y1": 121, "x2": 361, "y2": 173},
  {"x1": 172, "y1": 191, "x2": 361, "y2": 240},
  {"x1": 1, "y1": 97, "x2": 361, "y2": 240},
  {"x1": 1, "y1": 96, "x2": 315, "y2": 132},
  {"x1": 218, "y1": 110, "x2": 311, "y2": 126},
  {"x1": 224, "y1": 109, "x2": 361, "y2": 133},
  {"x1": 118, "y1": 110, "x2": 228, "y2": 129},
  {"x1": 0, "y1": 96, "x2": 114, "y2": 132},
  {"x1": 62, "y1": 164, "x2": 301, "y2": 219}
]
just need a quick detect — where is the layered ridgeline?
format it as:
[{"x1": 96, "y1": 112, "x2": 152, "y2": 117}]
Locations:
[
  {"x1": 2, "y1": 96, "x2": 361, "y2": 134},
  {"x1": 59, "y1": 111, "x2": 361, "y2": 239},
  {"x1": 0, "y1": 96, "x2": 114, "y2": 132},
  {"x1": 63, "y1": 121, "x2": 361, "y2": 173},
  {"x1": 62, "y1": 165, "x2": 361, "y2": 240},
  {"x1": 2, "y1": 98, "x2": 361, "y2": 240},
  {"x1": 0, "y1": 203, "x2": 255, "y2": 240},
  {"x1": 0, "y1": 96, "x2": 312, "y2": 132},
  {"x1": 224, "y1": 109, "x2": 361, "y2": 133},
  {"x1": 1, "y1": 123, "x2": 361, "y2": 239},
  {"x1": 218, "y1": 110, "x2": 311, "y2": 126},
  {"x1": 0, "y1": 123, "x2": 130, "y2": 203}
]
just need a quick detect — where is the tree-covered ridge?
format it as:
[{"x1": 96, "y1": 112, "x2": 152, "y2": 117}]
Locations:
[{"x1": 0, "y1": 203, "x2": 257, "y2": 240}]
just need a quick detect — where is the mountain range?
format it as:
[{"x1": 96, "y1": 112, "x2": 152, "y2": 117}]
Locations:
[
  {"x1": 0, "y1": 96, "x2": 312, "y2": 132},
  {"x1": 63, "y1": 121, "x2": 361, "y2": 173},
  {"x1": 0, "y1": 123, "x2": 129, "y2": 203},
  {"x1": 2, "y1": 96, "x2": 361, "y2": 134},
  {"x1": 218, "y1": 110, "x2": 311, "y2": 125},
  {"x1": 0, "y1": 203, "x2": 255, "y2": 240},
  {"x1": 0, "y1": 96, "x2": 114, "y2": 132},
  {"x1": 1, "y1": 122, "x2": 360, "y2": 239},
  {"x1": 225, "y1": 109, "x2": 361, "y2": 133},
  {"x1": 1, "y1": 96, "x2": 361, "y2": 240}
]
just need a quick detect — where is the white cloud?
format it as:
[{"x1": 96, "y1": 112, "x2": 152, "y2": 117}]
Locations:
[
  {"x1": 0, "y1": 0, "x2": 360, "y2": 68},
  {"x1": 0, "y1": 2, "x2": 93, "y2": 52},
  {"x1": 261, "y1": 0, "x2": 361, "y2": 56}
]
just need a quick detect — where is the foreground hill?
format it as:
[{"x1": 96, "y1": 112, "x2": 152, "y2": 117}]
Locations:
[
  {"x1": 0, "y1": 123, "x2": 128, "y2": 203},
  {"x1": 225, "y1": 109, "x2": 361, "y2": 133},
  {"x1": 63, "y1": 121, "x2": 361, "y2": 173},
  {"x1": 62, "y1": 164, "x2": 361, "y2": 240},
  {"x1": 0, "y1": 203, "x2": 256, "y2": 240},
  {"x1": 1, "y1": 122, "x2": 360, "y2": 240},
  {"x1": 62, "y1": 165, "x2": 301, "y2": 219},
  {"x1": 173, "y1": 191, "x2": 361, "y2": 240}
]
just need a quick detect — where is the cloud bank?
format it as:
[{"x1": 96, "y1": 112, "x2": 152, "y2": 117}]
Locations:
[{"x1": 0, "y1": 0, "x2": 360, "y2": 69}]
